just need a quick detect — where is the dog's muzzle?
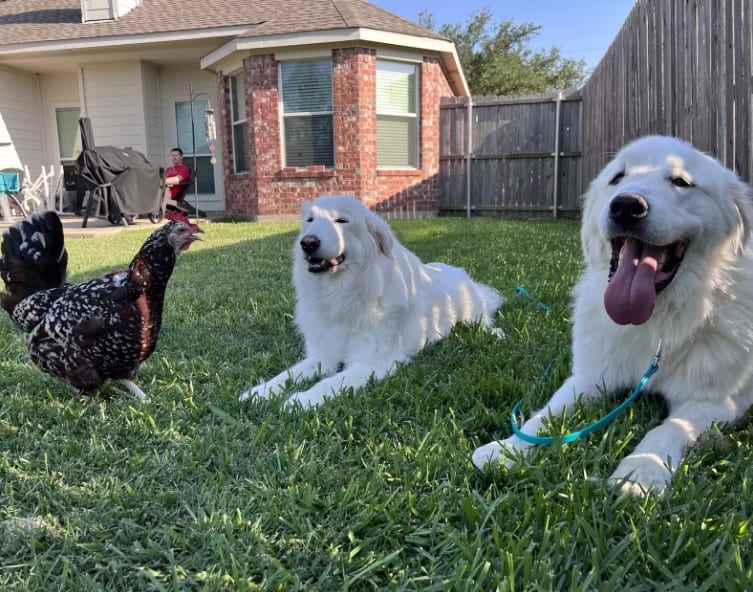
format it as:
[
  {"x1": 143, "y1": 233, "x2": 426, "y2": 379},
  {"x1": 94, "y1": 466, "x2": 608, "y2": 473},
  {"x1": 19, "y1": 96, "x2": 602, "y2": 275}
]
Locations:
[
  {"x1": 300, "y1": 234, "x2": 346, "y2": 273},
  {"x1": 603, "y1": 194, "x2": 687, "y2": 325}
]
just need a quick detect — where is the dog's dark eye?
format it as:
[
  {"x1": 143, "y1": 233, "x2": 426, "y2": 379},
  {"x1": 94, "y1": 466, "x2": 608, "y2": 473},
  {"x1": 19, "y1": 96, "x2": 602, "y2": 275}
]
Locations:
[
  {"x1": 306, "y1": 217, "x2": 314, "y2": 223},
  {"x1": 609, "y1": 171, "x2": 625, "y2": 185},
  {"x1": 670, "y1": 176, "x2": 694, "y2": 188},
  {"x1": 335, "y1": 218, "x2": 348, "y2": 224}
]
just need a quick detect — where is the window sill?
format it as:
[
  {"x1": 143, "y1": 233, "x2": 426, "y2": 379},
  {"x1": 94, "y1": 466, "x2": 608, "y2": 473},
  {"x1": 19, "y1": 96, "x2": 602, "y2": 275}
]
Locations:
[
  {"x1": 276, "y1": 166, "x2": 336, "y2": 180},
  {"x1": 377, "y1": 169, "x2": 424, "y2": 177}
]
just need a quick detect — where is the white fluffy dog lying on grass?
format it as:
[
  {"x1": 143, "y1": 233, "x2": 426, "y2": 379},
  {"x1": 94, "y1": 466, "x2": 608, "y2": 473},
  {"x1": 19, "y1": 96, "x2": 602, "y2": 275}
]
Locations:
[
  {"x1": 473, "y1": 135, "x2": 753, "y2": 496},
  {"x1": 240, "y1": 195, "x2": 503, "y2": 408}
]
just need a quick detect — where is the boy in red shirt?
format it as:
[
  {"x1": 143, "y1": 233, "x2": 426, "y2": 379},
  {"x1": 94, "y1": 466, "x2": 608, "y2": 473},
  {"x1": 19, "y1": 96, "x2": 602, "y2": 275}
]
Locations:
[{"x1": 164, "y1": 147, "x2": 190, "y2": 200}]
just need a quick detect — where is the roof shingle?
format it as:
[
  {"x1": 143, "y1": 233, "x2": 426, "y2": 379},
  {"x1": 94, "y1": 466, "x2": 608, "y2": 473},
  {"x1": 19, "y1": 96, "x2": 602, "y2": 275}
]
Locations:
[{"x1": 0, "y1": 0, "x2": 445, "y2": 47}]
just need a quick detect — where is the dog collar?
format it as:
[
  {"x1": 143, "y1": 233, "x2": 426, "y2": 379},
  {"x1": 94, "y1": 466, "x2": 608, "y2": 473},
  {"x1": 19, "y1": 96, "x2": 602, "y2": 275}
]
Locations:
[{"x1": 510, "y1": 340, "x2": 662, "y2": 445}]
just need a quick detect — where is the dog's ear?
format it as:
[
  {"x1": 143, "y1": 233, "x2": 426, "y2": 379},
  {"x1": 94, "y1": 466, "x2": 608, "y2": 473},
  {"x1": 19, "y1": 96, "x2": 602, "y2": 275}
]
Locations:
[
  {"x1": 366, "y1": 211, "x2": 394, "y2": 258},
  {"x1": 729, "y1": 177, "x2": 753, "y2": 252}
]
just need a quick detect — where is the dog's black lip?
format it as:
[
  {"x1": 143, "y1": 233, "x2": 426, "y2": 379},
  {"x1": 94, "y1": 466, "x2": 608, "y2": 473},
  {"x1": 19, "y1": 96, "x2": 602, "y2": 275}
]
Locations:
[
  {"x1": 306, "y1": 252, "x2": 346, "y2": 273},
  {"x1": 607, "y1": 236, "x2": 687, "y2": 294}
]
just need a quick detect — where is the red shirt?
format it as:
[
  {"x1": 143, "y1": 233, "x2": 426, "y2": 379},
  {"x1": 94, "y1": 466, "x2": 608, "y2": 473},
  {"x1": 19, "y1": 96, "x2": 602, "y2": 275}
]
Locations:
[{"x1": 165, "y1": 164, "x2": 190, "y2": 199}]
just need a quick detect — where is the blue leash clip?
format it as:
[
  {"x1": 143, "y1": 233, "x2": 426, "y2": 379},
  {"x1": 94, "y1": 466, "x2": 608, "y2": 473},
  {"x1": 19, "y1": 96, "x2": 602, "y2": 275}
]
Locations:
[
  {"x1": 510, "y1": 340, "x2": 663, "y2": 445},
  {"x1": 515, "y1": 285, "x2": 551, "y2": 311}
]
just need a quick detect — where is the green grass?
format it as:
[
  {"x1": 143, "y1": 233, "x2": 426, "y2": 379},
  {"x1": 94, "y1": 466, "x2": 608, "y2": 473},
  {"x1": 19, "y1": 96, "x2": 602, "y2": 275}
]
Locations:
[{"x1": 1, "y1": 217, "x2": 752, "y2": 591}]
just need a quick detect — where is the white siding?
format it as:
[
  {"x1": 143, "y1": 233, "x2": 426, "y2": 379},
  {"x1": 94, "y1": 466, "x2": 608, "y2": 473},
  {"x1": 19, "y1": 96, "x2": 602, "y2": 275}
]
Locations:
[
  {"x1": 0, "y1": 67, "x2": 43, "y2": 173},
  {"x1": 140, "y1": 61, "x2": 163, "y2": 165},
  {"x1": 81, "y1": 62, "x2": 146, "y2": 151},
  {"x1": 159, "y1": 67, "x2": 224, "y2": 211},
  {"x1": 39, "y1": 71, "x2": 80, "y2": 166}
]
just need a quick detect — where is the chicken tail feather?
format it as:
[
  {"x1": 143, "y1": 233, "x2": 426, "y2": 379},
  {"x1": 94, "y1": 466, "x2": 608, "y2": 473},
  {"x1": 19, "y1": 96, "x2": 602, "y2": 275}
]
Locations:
[{"x1": 0, "y1": 211, "x2": 68, "y2": 315}]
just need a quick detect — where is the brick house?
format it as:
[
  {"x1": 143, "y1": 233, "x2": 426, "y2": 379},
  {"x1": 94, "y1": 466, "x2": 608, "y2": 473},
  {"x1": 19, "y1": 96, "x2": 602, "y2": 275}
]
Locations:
[{"x1": 0, "y1": 0, "x2": 468, "y2": 218}]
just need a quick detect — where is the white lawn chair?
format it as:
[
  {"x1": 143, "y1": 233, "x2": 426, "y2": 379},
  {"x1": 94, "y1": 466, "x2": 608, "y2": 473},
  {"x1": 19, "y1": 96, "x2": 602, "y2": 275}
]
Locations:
[
  {"x1": 42, "y1": 165, "x2": 65, "y2": 212},
  {"x1": 20, "y1": 165, "x2": 54, "y2": 214}
]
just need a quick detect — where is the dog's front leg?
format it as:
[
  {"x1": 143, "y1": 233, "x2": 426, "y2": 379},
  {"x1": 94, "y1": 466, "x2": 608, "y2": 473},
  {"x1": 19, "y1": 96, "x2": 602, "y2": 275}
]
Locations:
[
  {"x1": 472, "y1": 374, "x2": 598, "y2": 470},
  {"x1": 608, "y1": 399, "x2": 740, "y2": 496},
  {"x1": 239, "y1": 358, "x2": 326, "y2": 402},
  {"x1": 285, "y1": 358, "x2": 405, "y2": 409}
]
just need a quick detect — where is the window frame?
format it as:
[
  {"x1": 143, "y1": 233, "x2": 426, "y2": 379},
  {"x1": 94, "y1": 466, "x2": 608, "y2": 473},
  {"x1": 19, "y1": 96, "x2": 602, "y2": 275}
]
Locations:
[
  {"x1": 278, "y1": 58, "x2": 335, "y2": 169},
  {"x1": 54, "y1": 106, "x2": 82, "y2": 162},
  {"x1": 376, "y1": 59, "x2": 420, "y2": 170},
  {"x1": 174, "y1": 100, "x2": 216, "y2": 194},
  {"x1": 229, "y1": 73, "x2": 248, "y2": 174}
]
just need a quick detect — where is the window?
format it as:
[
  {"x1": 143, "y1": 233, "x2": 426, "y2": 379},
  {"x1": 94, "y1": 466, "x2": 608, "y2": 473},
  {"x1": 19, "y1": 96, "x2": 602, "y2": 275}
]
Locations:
[
  {"x1": 280, "y1": 60, "x2": 334, "y2": 168},
  {"x1": 55, "y1": 107, "x2": 82, "y2": 161},
  {"x1": 175, "y1": 100, "x2": 216, "y2": 194},
  {"x1": 229, "y1": 74, "x2": 248, "y2": 173},
  {"x1": 376, "y1": 60, "x2": 419, "y2": 168}
]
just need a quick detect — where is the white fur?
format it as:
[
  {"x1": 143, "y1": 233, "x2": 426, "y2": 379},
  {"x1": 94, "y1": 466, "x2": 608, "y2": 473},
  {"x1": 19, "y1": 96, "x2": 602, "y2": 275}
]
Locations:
[
  {"x1": 240, "y1": 195, "x2": 503, "y2": 409},
  {"x1": 473, "y1": 135, "x2": 753, "y2": 495}
]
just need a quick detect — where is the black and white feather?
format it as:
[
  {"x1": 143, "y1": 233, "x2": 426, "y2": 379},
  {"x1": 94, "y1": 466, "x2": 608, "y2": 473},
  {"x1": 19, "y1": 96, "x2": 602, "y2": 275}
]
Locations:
[{"x1": 0, "y1": 210, "x2": 202, "y2": 400}]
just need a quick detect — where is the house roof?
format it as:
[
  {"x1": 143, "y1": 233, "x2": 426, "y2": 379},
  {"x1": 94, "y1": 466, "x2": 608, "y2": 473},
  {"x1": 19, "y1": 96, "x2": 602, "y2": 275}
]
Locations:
[
  {"x1": 0, "y1": 0, "x2": 446, "y2": 46},
  {"x1": 0, "y1": 0, "x2": 467, "y2": 95}
]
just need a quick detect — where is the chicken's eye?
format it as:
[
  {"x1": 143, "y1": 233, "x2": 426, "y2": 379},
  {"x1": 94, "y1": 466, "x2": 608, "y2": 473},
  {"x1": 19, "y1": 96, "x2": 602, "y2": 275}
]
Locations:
[
  {"x1": 609, "y1": 171, "x2": 625, "y2": 185},
  {"x1": 335, "y1": 218, "x2": 348, "y2": 224},
  {"x1": 671, "y1": 176, "x2": 694, "y2": 188}
]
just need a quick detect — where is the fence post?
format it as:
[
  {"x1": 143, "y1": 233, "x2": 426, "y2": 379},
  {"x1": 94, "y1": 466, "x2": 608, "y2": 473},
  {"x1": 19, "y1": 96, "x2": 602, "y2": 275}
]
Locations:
[
  {"x1": 552, "y1": 91, "x2": 563, "y2": 219},
  {"x1": 466, "y1": 96, "x2": 473, "y2": 219}
]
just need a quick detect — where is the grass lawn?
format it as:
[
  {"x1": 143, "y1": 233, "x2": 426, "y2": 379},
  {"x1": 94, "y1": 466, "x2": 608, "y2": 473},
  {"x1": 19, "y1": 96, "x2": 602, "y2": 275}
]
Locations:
[{"x1": 1, "y1": 216, "x2": 752, "y2": 591}]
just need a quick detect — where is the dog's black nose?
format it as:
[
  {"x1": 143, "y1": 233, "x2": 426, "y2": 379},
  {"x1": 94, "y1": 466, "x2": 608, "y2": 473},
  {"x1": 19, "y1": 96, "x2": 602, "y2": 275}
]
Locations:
[
  {"x1": 300, "y1": 235, "x2": 320, "y2": 254},
  {"x1": 609, "y1": 193, "x2": 649, "y2": 227}
]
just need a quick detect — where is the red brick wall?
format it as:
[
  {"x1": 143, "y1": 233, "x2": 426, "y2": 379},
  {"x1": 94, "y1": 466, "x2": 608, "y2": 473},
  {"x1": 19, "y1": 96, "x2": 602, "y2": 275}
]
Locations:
[{"x1": 220, "y1": 49, "x2": 457, "y2": 218}]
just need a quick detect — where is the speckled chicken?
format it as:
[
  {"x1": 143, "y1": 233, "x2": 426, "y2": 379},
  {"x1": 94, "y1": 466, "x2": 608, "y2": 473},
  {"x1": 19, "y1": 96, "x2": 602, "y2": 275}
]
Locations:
[{"x1": 0, "y1": 210, "x2": 202, "y2": 400}]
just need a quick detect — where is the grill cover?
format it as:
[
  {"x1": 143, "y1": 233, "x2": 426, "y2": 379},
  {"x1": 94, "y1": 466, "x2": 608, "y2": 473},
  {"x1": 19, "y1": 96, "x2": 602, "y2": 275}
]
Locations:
[{"x1": 74, "y1": 119, "x2": 161, "y2": 216}]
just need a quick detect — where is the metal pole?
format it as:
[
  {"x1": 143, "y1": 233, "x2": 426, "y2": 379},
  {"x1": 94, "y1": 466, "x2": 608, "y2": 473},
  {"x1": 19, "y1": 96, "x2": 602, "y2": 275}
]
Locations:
[
  {"x1": 466, "y1": 96, "x2": 473, "y2": 219},
  {"x1": 552, "y1": 91, "x2": 563, "y2": 220},
  {"x1": 189, "y1": 84, "x2": 199, "y2": 223}
]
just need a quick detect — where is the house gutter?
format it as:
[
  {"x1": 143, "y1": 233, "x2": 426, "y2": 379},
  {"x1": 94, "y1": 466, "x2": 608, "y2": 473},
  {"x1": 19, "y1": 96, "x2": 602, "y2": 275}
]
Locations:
[
  {"x1": 201, "y1": 27, "x2": 470, "y2": 97},
  {"x1": 0, "y1": 26, "x2": 253, "y2": 56}
]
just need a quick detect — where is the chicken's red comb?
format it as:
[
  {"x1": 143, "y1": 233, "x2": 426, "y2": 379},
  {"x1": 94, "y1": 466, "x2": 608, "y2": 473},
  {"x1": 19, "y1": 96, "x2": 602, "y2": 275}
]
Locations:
[{"x1": 166, "y1": 209, "x2": 191, "y2": 224}]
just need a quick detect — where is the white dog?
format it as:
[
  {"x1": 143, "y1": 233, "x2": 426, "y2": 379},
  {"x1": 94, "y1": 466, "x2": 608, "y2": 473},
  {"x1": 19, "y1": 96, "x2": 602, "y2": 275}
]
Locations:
[
  {"x1": 473, "y1": 135, "x2": 753, "y2": 495},
  {"x1": 240, "y1": 195, "x2": 503, "y2": 408}
]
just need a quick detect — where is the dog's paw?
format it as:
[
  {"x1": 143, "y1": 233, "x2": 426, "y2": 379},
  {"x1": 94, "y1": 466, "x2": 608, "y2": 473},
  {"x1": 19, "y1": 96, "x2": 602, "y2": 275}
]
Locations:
[
  {"x1": 607, "y1": 453, "x2": 672, "y2": 497},
  {"x1": 283, "y1": 388, "x2": 331, "y2": 410},
  {"x1": 489, "y1": 326, "x2": 506, "y2": 340},
  {"x1": 239, "y1": 382, "x2": 274, "y2": 403},
  {"x1": 471, "y1": 438, "x2": 527, "y2": 470}
]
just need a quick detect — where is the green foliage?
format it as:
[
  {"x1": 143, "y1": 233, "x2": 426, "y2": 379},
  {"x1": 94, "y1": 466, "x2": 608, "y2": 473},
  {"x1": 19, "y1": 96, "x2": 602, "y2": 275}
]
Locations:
[
  {"x1": 1, "y1": 218, "x2": 752, "y2": 590},
  {"x1": 420, "y1": 7, "x2": 588, "y2": 96}
]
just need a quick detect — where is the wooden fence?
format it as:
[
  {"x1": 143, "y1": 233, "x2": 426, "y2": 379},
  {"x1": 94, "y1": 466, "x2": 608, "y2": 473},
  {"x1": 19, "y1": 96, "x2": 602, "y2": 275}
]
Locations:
[
  {"x1": 438, "y1": 90, "x2": 583, "y2": 217},
  {"x1": 439, "y1": 0, "x2": 753, "y2": 217},
  {"x1": 582, "y1": 0, "x2": 753, "y2": 186}
]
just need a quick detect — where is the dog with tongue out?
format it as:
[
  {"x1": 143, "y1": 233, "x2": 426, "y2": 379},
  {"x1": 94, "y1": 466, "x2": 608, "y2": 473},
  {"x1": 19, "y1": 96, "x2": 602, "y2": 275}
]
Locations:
[
  {"x1": 604, "y1": 193, "x2": 688, "y2": 326},
  {"x1": 473, "y1": 135, "x2": 753, "y2": 497}
]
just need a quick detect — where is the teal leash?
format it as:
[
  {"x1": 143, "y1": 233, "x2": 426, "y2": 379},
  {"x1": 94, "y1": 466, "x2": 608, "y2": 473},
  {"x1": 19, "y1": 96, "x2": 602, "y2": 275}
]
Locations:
[{"x1": 510, "y1": 286, "x2": 663, "y2": 445}]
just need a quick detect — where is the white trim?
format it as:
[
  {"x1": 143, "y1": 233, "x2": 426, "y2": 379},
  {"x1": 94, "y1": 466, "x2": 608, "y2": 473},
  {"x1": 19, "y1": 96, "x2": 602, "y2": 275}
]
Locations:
[
  {"x1": 219, "y1": 55, "x2": 247, "y2": 76},
  {"x1": 201, "y1": 27, "x2": 469, "y2": 96},
  {"x1": 0, "y1": 26, "x2": 253, "y2": 56},
  {"x1": 375, "y1": 48, "x2": 423, "y2": 63},
  {"x1": 274, "y1": 48, "x2": 332, "y2": 62}
]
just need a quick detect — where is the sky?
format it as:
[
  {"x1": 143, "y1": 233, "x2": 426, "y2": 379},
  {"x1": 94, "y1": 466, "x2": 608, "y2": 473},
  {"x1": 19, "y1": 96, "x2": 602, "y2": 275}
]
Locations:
[{"x1": 376, "y1": 0, "x2": 637, "y2": 70}]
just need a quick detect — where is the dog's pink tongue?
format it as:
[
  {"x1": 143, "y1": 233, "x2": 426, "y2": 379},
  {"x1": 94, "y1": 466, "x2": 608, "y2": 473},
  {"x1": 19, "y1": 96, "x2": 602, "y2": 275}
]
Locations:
[{"x1": 604, "y1": 238, "x2": 659, "y2": 325}]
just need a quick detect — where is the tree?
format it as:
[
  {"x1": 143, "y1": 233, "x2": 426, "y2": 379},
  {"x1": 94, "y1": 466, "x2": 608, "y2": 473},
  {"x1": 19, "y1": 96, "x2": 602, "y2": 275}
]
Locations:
[{"x1": 419, "y1": 7, "x2": 587, "y2": 96}]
